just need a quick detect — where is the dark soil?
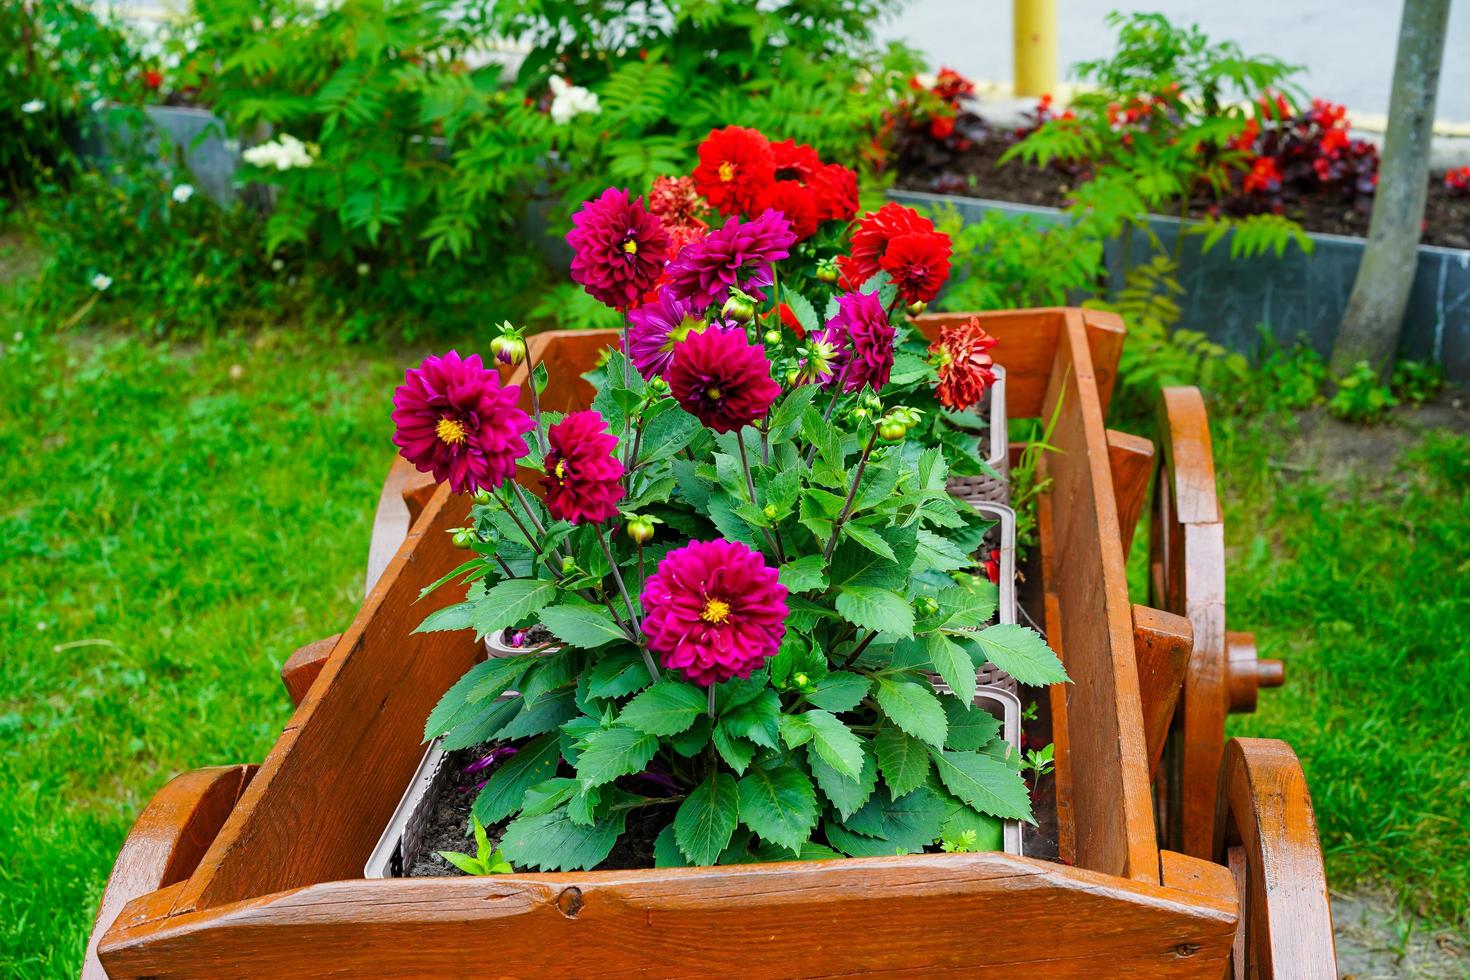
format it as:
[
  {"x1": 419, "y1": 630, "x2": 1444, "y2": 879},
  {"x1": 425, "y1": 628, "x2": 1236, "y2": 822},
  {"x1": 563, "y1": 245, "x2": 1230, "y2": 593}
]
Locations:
[
  {"x1": 405, "y1": 742, "x2": 669, "y2": 877},
  {"x1": 500, "y1": 623, "x2": 556, "y2": 649},
  {"x1": 895, "y1": 128, "x2": 1470, "y2": 250}
]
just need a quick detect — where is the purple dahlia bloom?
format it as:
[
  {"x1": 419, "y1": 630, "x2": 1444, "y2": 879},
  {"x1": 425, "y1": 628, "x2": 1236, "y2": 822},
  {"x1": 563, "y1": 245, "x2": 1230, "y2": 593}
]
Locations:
[
  {"x1": 824, "y1": 290, "x2": 895, "y2": 393},
  {"x1": 626, "y1": 289, "x2": 724, "y2": 380},
  {"x1": 566, "y1": 188, "x2": 671, "y2": 311},
  {"x1": 664, "y1": 209, "x2": 796, "y2": 311}
]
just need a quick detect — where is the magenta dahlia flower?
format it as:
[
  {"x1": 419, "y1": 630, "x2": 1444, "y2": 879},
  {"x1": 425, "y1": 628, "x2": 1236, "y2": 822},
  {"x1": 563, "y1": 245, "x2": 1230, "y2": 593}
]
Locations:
[
  {"x1": 641, "y1": 538, "x2": 788, "y2": 686},
  {"x1": 540, "y1": 410, "x2": 626, "y2": 524},
  {"x1": 825, "y1": 291, "x2": 895, "y2": 393},
  {"x1": 664, "y1": 209, "x2": 796, "y2": 311},
  {"x1": 392, "y1": 350, "x2": 534, "y2": 494},
  {"x1": 567, "y1": 188, "x2": 672, "y2": 311},
  {"x1": 667, "y1": 326, "x2": 781, "y2": 433},
  {"x1": 626, "y1": 289, "x2": 714, "y2": 380}
]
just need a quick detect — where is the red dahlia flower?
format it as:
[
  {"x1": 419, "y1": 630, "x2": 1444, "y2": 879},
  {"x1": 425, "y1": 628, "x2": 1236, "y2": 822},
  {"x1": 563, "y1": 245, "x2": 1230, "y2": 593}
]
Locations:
[
  {"x1": 880, "y1": 231, "x2": 951, "y2": 304},
  {"x1": 693, "y1": 126, "x2": 776, "y2": 216},
  {"x1": 777, "y1": 302, "x2": 805, "y2": 338},
  {"x1": 392, "y1": 350, "x2": 533, "y2": 494},
  {"x1": 567, "y1": 188, "x2": 672, "y2": 311},
  {"x1": 541, "y1": 410, "x2": 625, "y2": 524},
  {"x1": 667, "y1": 326, "x2": 781, "y2": 432},
  {"x1": 983, "y1": 548, "x2": 1001, "y2": 585},
  {"x1": 824, "y1": 290, "x2": 894, "y2": 392},
  {"x1": 839, "y1": 202, "x2": 940, "y2": 289},
  {"x1": 1242, "y1": 156, "x2": 1281, "y2": 194},
  {"x1": 648, "y1": 175, "x2": 710, "y2": 227},
  {"x1": 664, "y1": 209, "x2": 796, "y2": 311},
  {"x1": 641, "y1": 538, "x2": 788, "y2": 686},
  {"x1": 811, "y1": 163, "x2": 859, "y2": 221},
  {"x1": 756, "y1": 179, "x2": 819, "y2": 240},
  {"x1": 930, "y1": 316, "x2": 998, "y2": 411}
]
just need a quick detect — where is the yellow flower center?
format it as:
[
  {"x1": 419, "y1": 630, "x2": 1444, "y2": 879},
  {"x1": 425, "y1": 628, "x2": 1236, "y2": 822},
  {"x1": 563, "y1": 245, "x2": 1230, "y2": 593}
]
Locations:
[
  {"x1": 435, "y1": 417, "x2": 467, "y2": 445},
  {"x1": 718, "y1": 161, "x2": 735, "y2": 182},
  {"x1": 701, "y1": 597, "x2": 731, "y2": 624},
  {"x1": 554, "y1": 458, "x2": 567, "y2": 482},
  {"x1": 623, "y1": 239, "x2": 638, "y2": 255}
]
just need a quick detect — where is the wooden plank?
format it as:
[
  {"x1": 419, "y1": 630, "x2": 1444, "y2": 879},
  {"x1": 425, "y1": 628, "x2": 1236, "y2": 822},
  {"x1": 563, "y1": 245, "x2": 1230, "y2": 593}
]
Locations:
[
  {"x1": 1042, "y1": 588, "x2": 1075, "y2": 866},
  {"x1": 100, "y1": 853, "x2": 1235, "y2": 979},
  {"x1": 1107, "y1": 429, "x2": 1155, "y2": 560},
  {"x1": 1037, "y1": 310, "x2": 1158, "y2": 882},
  {"x1": 279, "y1": 634, "x2": 341, "y2": 708},
  {"x1": 365, "y1": 457, "x2": 418, "y2": 596},
  {"x1": 1132, "y1": 606, "x2": 1193, "y2": 781},
  {"x1": 176, "y1": 483, "x2": 482, "y2": 911},
  {"x1": 1156, "y1": 387, "x2": 1221, "y2": 524},
  {"x1": 84, "y1": 766, "x2": 255, "y2": 980},
  {"x1": 1214, "y1": 739, "x2": 1336, "y2": 978},
  {"x1": 1159, "y1": 850, "x2": 1236, "y2": 905},
  {"x1": 1081, "y1": 309, "x2": 1126, "y2": 416}
]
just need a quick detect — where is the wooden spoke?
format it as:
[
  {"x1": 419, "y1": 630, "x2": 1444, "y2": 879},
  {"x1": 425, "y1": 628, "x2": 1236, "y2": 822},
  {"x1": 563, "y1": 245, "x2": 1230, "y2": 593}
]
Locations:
[{"x1": 1214, "y1": 739, "x2": 1336, "y2": 978}]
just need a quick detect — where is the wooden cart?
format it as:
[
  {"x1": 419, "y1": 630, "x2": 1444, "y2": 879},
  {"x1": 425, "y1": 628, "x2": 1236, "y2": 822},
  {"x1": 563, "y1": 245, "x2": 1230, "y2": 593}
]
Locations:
[{"x1": 84, "y1": 308, "x2": 1335, "y2": 978}]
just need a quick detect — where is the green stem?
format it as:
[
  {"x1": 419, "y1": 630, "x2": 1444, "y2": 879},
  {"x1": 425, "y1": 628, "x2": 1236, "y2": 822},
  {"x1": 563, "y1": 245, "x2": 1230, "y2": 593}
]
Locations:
[
  {"x1": 524, "y1": 341, "x2": 548, "y2": 455},
  {"x1": 595, "y1": 524, "x2": 657, "y2": 679},
  {"x1": 823, "y1": 428, "x2": 880, "y2": 561},
  {"x1": 737, "y1": 432, "x2": 785, "y2": 563}
]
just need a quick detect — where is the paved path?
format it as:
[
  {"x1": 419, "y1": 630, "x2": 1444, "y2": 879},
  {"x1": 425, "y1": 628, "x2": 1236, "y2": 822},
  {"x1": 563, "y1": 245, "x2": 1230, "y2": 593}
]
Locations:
[{"x1": 877, "y1": 0, "x2": 1470, "y2": 123}]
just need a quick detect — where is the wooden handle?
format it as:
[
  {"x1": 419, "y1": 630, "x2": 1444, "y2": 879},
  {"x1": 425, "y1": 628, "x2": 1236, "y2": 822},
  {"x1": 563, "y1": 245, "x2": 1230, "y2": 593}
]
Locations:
[
  {"x1": 1226, "y1": 631, "x2": 1285, "y2": 714},
  {"x1": 279, "y1": 634, "x2": 342, "y2": 708}
]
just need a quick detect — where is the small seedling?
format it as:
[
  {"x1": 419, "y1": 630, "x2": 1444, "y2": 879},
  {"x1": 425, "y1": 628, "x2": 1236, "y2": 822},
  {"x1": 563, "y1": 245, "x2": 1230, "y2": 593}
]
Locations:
[{"x1": 438, "y1": 815, "x2": 514, "y2": 876}]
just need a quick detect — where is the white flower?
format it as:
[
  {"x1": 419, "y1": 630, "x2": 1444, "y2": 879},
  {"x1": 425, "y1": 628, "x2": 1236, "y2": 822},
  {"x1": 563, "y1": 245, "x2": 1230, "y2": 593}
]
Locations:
[
  {"x1": 12, "y1": 331, "x2": 23, "y2": 342},
  {"x1": 21, "y1": 99, "x2": 44, "y2": 114},
  {"x1": 914, "y1": 73, "x2": 938, "y2": 91},
  {"x1": 91, "y1": 273, "x2": 113, "y2": 291},
  {"x1": 548, "y1": 76, "x2": 600, "y2": 126},
  {"x1": 356, "y1": 262, "x2": 371, "y2": 276},
  {"x1": 172, "y1": 183, "x2": 195, "y2": 204},
  {"x1": 242, "y1": 133, "x2": 316, "y2": 171},
  {"x1": 36, "y1": 622, "x2": 47, "y2": 632},
  {"x1": 271, "y1": 258, "x2": 285, "y2": 272}
]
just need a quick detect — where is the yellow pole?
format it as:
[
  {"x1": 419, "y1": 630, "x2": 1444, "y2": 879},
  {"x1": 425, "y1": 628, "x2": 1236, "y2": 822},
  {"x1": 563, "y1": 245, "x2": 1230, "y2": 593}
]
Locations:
[{"x1": 1013, "y1": 0, "x2": 1057, "y2": 97}]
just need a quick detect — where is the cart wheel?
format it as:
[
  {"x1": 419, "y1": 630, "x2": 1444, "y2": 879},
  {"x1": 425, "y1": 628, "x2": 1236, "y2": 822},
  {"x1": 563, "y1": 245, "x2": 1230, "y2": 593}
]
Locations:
[
  {"x1": 1215, "y1": 738, "x2": 1336, "y2": 978},
  {"x1": 1150, "y1": 387, "x2": 1283, "y2": 858}
]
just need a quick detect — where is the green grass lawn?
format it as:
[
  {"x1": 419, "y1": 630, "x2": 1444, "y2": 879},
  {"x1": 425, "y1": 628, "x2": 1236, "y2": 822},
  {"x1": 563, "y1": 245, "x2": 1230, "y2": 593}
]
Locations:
[{"x1": 1, "y1": 269, "x2": 1466, "y2": 972}]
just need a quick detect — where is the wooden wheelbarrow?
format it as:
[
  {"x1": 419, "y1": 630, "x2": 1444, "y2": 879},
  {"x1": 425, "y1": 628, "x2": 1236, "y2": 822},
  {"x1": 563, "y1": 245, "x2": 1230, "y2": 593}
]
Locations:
[{"x1": 85, "y1": 309, "x2": 1334, "y2": 978}]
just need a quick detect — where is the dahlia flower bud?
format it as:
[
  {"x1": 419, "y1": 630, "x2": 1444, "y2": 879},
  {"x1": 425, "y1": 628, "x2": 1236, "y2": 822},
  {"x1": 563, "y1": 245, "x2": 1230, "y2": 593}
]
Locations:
[
  {"x1": 722, "y1": 290, "x2": 756, "y2": 323},
  {"x1": 490, "y1": 333, "x2": 526, "y2": 366},
  {"x1": 627, "y1": 516, "x2": 656, "y2": 543}
]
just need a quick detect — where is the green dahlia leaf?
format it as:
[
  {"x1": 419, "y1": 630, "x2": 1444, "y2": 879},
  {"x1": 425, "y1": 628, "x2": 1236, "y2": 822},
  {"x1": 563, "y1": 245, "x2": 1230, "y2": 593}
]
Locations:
[
  {"x1": 674, "y1": 771, "x2": 740, "y2": 866},
  {"x1": 467, "y1": 577, "x2": 558, "y2": 639},
  {"x1": 498, "y1": 804, "x2": 625, "y2": 871},
  {"x1": 575, "y1": 726, "x2": 658, "y2": 788},
  {"x1": 618, "y1": 681, "x2": 707, "y2": 736},
  {"x1": 927, "y1": 632, "x2": 976, "y2": 707},
  {"x1": 943, "y1": 697, "x2": 1002, "y2": 751},
  {"x1": 803, "y1": 709, "x2": 864, "y2": 780},
  {"x1": 737, "y1": 765, "x2": 817, "y2": 852},
  {"x1": 970, "y1": 623, "x2": 1070, "y2": 686},
  {"x1": 928, "y1": 748, "x2": 1034, "y2": 822},
  {"x1": 873, "y1": 724, "x2": 931, "y2": 797},
  {"x1": 809, "y1": 742, "x2": 878, "y2": 820},
  {"x1": 835, "y1": 585, "x2": 914, "y2": 638},
  {"x1": 472, "y1": 733, "x2": 562, "y2": 825},
  {"x1": 874, "y1": 677, "x2": 948, "y2": 747},
  {"x1": 538, "y1": 603, "x2": 625, "y2": 649}
]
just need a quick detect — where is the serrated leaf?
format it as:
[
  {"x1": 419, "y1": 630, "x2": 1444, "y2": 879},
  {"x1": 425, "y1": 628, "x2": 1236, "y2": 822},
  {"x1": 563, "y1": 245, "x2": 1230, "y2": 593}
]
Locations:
[
  {"x1": 498, "y1": 805, "x2": 624, "y2": 871},
  {"x1": 783, "y1": 288, "x2": 821, "y2": 336},
  {"x1": 804, "y1": 709, "x2": 864, "y2": 780},
  {"x1": 809, "y1": 742, "x2": 877, "y2": 819},
  {"x1": 929, "y1": 748, "x2": 1034, "y2": 821},
  {"x1": 538, "y1": 604, "x2": 625, "y2": 649},
  {"x1": 927, "y1": 632, "x2": 976, "y2": 706},
  {"x1": 874, "y1": 678, "x2": 948, "y2": 747},
  {"x1": 915, "y1": 529, "x2": 971, "y2": 573},
  {"x1": 840, "y1": 784, "x2": 946, "y2": 851},
  {"x1": 439, "y1": 696, "x2": 521, "y2": 750},
  {"x1": 801, "y1": 406, "x2": 845, "y2": 473},
  {"x1": 944, "y1": 698, "x2": 1002, "y2": 751},
  {"x1": 805, "y1": 672, "x2": 871, "y2": 713},
  {"x1": 467, "y1": 578, "x2": 558, "y2": 639},
  {"x1": 575, "y1": 726, "x2": 658, "y2": 787},
  {"x1": 940, "y1": 795, "x2": 1005, "y2": 851},
  {"x1": 835, "y1": 586, "x2": 914, "y2": 638},
  {"x1": 413, "y1": 600, "x2": 475, "y2": 634},
  {"x1": 874, "y1": 725, "x2": 931, "y2": 796},
  {"x1": 932, "y1": 584, "x2": 998, "y2": 631},
  {"x1": 586, "y1": 650, "x2": 653, "y2": 699},
  {"x1": 653, "y1": 823, "x2": 690, "y2": 867},
  {"x1": 619, "y1": 681, "x2": 707, "y2": 736},
  {"x1": 778, "y1": 555, "x2": 828, "y2": 593},
  {"x1": 737, "y1": 766, "x2": 818, "y2": 852},
  {"x1": 496, "y1": 688, "x2": 578, "y2": 740},
  {"x1": 674, "y1": 771, "x2": 740, "y2": 865},
  {"x1": 712, "y1": 725, "x2": 756, "y2": 774},
  {"x1": 767, "y1": 384, "x2": 818, "y2": 444},
  {"x1": 424, "y1": 656, "x2": 531, "y2": 738},
  {"x1": 971, "y1": 623, "x2": 1070, "y2": 685},
  {"x1": 722, "y1": 689, "x2": 781, "y2": 748},
  {"x1": 842, "y1": 522, "x2": 898, "y2": 561},
  {"x1": 473, "y1": 733, "x2": 562, "y2": 825}
]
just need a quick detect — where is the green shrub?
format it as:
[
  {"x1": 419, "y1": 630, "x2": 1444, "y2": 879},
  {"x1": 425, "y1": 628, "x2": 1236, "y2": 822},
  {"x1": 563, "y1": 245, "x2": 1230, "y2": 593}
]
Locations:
[{"x1": 1328, "y1": 360, "x2": 1398, "y2": 423}]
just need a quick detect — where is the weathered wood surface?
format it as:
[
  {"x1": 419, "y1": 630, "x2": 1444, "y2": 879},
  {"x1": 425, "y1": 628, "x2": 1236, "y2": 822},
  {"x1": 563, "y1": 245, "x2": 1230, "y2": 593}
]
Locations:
[
  {"x1": 83, "y1": 765, "x2": 256, "y2": 980},
  {"x1": 175, "y1": 483, "x2": 482, "y2": 912},
  {"x1": 1151, "y1": 386, "x2": 1231, "y2": 860},
  {"x1": 1107, "y1": 429, "x2": 1155, "y2": 560},
  {"x1": 98, "y1": 852, "x2": 1235, "y2": 979},
  {"x1": 1037, "y1": 311, "x2": 1158, "y2": 882},
  {"x1": 1215, "y1": 739, "x2": 1336, "y2": 979},
  {"x1": 1132, "y1": 605, "x2": 1193, "y2": 781}
]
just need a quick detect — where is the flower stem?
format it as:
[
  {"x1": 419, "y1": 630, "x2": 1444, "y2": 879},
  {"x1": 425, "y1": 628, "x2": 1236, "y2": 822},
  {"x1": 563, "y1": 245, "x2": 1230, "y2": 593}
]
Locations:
[
  {"x1": 524, "y1": 340, "x2": 548, "y2": 455},
  {"x1": 803, "y1": 366, "x2": 850, "y2": 467},
  {"x1": 841, "y1": 630, "x2": 880, "y2": 668},
  {"x1": 823, "y1": 427, "x2": 880, "y2": 561},
  {"x1": 707, "y1": 685, "x2": 716, "y2": 719},
  {"x1": 596, "y1": 524, "x2": 658, "y2": 679},
  {"x1": 737, "y1": 432, "x2": 785, "y2": 563}
]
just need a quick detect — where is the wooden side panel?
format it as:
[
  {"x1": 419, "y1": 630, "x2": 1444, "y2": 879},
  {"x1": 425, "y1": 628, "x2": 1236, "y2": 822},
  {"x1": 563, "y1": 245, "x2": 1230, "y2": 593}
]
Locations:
[
  {"x1": 177, "y1": 484, "x2": 482, "y2": 911},
  {"x1": 100, "y1": 853, "x2": 1234, "y2": 979},
  {"x1": 84, "y1": 766, "x2": 255, "y2": 980},
  {"x1": 1107, "y1": 429, "x2": 1155, "y2": 560},
  {"x1": 1132, "y1": 606, "x2": 1193, "y2": 780},
  {"x1": 1042, "y1": 589, "x2": 1075, "y2": 866},
  {"x1": 1038, "y1": 310, "x2": 1158, "y2": 882},
  {"x1": 1081, "y1": 309, "x2": 1126, "y2": 415},
  {"x1": 365, "y1": 457, "x2": 418, "y2": 596},
  {"x1": 1159, "y1": 850, "x2": 1236, "y2": 905}
]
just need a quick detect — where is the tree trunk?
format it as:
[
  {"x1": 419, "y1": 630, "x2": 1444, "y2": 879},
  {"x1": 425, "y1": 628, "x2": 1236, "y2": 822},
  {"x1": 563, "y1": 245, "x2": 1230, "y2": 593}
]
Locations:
[{"x1": 1329, "y1": 0, "x2": 1452, "y2": 379}]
